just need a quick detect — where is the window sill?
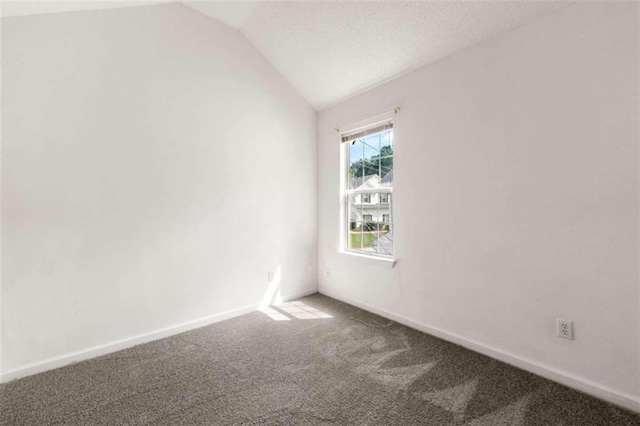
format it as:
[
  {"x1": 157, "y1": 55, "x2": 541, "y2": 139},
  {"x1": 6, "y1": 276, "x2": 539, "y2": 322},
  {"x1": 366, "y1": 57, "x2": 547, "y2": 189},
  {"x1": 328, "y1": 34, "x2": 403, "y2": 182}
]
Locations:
[{"x1": 337, "y1": 250, "x2": 396, "y2": 269}]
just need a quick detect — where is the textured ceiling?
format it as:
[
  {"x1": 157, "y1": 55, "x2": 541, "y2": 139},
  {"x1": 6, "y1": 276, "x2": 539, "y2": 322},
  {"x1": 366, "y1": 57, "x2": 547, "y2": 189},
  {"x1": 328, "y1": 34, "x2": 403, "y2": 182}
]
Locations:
[
  {"x1": 0, "y1": 1, "x2": 169, "y2": 17},
  {"x1": 186, "y1": 1, "x2": 569, "y2": 110},
  {"x1": 182, "y1": 1, "x2": 256, "y2": 29},
  {"x1": 2, "y1": 1, "x2": 569, "y2": 111},
  {"x1": 236, "y1": 1, "x2": 569, "y2": 110}
]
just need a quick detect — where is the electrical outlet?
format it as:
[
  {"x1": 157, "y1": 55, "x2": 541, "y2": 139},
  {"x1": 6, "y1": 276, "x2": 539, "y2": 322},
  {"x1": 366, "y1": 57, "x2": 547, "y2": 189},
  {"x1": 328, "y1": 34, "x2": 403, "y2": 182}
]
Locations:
[
  {"x1": 557, "y1": 319, "x2": 574, "y2": 340},
  {"x1": 267, "y1": 271, "x2": 274, "y2": 282}
]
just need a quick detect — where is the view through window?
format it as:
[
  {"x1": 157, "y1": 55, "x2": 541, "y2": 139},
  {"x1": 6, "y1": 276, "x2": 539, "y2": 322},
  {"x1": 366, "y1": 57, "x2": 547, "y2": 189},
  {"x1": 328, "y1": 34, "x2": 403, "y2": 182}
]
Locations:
[{"x1": 343, "y1": 122, "x2": 394, "y2": 257}]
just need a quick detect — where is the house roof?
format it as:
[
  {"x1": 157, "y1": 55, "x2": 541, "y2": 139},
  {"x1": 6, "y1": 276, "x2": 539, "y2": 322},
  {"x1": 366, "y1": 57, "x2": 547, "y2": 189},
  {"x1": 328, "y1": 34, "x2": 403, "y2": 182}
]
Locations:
[
  {"x1": 349, "y1": 174, "x2": 378, "y2": 190},
  {"x1": 350, "y1": 171, "x2": 394, "y2": 189},
  {"x1": 381, "y1": 170, "x2": 393, "y2": 185}
]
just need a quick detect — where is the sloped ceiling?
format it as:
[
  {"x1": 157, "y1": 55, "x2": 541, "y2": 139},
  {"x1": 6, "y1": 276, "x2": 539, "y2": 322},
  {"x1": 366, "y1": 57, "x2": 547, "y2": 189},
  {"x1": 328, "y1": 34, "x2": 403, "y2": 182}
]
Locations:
[
  {"x1": 0, "y1": 1, "x2": 170, "y2": 17},
  {"x1": 2, "y1": 1, "x2": 569, "y2": 111},
  {"x1": 184, "y1": 1, "x2": 569, "y2": 110}
]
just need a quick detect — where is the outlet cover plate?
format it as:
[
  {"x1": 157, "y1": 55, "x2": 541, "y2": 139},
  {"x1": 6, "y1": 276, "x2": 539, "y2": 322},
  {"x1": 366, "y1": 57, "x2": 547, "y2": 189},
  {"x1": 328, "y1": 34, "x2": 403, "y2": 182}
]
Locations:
[{"x1": 557, "y1": 319, "x2": 574, "y2": 340}]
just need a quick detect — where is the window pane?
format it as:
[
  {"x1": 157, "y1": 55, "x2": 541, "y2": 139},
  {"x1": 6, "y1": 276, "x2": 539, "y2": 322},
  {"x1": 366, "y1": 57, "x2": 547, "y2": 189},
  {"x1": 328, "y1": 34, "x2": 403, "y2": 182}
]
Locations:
[
  {"x1": 344, "y1": 125, "x2": 394, "y2": 257},
  {"x1": 349, "y1": 133, "x2": 387, "y2": 181},
  {"x1": 380, "y1": 151, "x2": 393, "y2": 187},
  {"x1": 347, "y1": 194, "x2": 362, "y2": 250},
  {"x1": 375, "y1": 223, "x2": 393, "y2": 256},
  {"x1": 384, "y1": 193, "x2": 392, "y2": 224},
  {"x1": 360, "y1": 221, "x2": 376, "y2": 252},
  {"x1": 348, "y1": 138, "x2": 365, "y2": 188}
]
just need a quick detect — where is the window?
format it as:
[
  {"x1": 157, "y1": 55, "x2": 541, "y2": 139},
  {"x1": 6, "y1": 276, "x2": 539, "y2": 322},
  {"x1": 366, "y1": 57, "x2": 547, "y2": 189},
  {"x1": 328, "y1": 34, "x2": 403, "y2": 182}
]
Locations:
[{"x1": 342, "y1": 120, "x2": 394, "y2": 257}]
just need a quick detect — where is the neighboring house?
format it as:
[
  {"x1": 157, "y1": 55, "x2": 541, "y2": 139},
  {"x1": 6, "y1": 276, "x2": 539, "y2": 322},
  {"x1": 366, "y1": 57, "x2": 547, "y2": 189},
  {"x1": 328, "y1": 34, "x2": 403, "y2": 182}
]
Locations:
[{"x1": 349, "y1": 171, "x2": 392, "y2": 227}]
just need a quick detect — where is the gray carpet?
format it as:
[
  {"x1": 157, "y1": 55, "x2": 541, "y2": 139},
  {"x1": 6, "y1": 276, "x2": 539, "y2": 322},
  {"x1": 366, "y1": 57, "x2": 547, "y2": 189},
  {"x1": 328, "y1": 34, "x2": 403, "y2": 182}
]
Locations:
[{"x1": 1, "y1": 294, "x2": 638, "y2": 425}]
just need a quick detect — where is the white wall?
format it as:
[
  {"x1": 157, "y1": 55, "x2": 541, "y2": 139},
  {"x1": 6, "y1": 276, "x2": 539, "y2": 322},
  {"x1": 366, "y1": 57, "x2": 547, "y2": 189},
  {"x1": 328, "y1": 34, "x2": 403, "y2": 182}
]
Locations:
[
  {"x1": 0, "y1": 13, "x2": 3, "y2": 375},
  {"x1": 318, "y1": 2, "x2": 639, "y2": 410},
  {"x1": 1, "y1": 3, "x2": 317, "y2": 377}
]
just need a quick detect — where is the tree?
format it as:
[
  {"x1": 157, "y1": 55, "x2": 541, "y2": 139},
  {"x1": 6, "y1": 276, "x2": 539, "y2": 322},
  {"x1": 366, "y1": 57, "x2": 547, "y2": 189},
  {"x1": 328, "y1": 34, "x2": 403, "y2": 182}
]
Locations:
[{"x1": 350, "y1": 145, "x2": 393, "y2": 179}]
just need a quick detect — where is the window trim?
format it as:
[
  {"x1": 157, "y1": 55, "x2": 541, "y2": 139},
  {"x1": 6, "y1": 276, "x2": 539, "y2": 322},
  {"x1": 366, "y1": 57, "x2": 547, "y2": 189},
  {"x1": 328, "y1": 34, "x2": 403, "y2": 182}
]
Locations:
[
  {"x1": 340, "y1": 117, "x2": 395, "y2": 260},
  {"x1": 337, "y1": 249, "x2": 396, "y2": 268}
]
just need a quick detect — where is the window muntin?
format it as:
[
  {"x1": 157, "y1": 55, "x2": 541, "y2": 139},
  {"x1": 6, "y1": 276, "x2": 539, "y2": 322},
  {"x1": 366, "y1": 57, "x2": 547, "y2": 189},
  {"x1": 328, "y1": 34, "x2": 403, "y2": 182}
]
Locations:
[{"x1": 343, "y1": 123, "x2": 394, "y2": 257}]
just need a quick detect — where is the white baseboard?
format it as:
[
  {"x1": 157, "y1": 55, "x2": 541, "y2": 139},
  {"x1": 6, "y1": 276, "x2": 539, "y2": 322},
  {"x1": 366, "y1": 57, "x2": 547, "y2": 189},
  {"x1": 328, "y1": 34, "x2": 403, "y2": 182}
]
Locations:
[
  {"x1": 0, "y1": 287, "x2": 318, "y2": 384},
  {"x1": 319, "y1": 287, "x2": 640, "y2": 414}
]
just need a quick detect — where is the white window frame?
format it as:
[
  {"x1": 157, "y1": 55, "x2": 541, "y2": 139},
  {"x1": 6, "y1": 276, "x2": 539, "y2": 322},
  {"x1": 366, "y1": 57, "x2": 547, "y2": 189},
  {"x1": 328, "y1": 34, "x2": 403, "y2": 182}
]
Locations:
[{"x1": 339, "y1": 113, "x2": 395, "y2": 260}]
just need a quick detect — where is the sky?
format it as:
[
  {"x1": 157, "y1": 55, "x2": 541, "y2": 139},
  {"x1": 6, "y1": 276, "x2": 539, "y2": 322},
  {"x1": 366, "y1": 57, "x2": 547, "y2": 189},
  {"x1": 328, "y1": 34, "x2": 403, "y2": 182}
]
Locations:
[{"x1": 348, "y1": 129, "x2": 393, "y2": 164}]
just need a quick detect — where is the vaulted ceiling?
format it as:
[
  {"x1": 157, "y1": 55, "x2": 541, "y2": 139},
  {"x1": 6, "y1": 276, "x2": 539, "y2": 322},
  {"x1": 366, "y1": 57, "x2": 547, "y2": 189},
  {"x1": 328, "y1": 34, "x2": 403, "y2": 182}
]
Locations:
[{"x1": 1, "y1": 1, "x2": 569, "y2": 110}]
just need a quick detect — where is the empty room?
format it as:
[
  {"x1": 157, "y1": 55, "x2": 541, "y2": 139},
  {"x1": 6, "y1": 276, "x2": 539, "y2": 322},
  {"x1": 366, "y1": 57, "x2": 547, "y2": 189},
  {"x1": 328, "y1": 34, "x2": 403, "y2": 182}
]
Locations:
[{"x1": 0, "y1": 0, "x2": 638, "y2": 424}]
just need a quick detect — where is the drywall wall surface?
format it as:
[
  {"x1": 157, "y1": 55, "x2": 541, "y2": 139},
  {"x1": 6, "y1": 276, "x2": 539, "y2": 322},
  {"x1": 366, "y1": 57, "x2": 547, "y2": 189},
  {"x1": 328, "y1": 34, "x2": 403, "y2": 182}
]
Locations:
[
  {"x1": 318, "y1": 2, "x2": 639, "y2": 404},
  {"x1": 1, "y1": 3, "x2": 317, "y2": 374},
  {"x1": 0, "y1": 13, "x2": 3, "y2": 375}
]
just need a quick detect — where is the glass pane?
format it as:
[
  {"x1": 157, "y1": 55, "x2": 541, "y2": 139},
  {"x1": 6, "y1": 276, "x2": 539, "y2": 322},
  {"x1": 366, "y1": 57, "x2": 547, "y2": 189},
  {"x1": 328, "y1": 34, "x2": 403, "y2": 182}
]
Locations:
[
  {"x1": 379, "y1": 152, "x2": 393, "y2": 187},
  {"x1": 348, "y1": 138, "x2": 366, "y2": 188},
  {"x1": 376, "y1": 223, "x2": 393, "y2": 256},
  {"x1": 359, "y1": 221, "x2": 376, "y2": 253},
  {"x1": 345, "y1": 126, "x2": 393, "y2": 257},
  {"x1": 349, "y1": 133, "x2": 386, "y2": 182},
  {"x1": 347, "y1": 194, "x2": 363, "y2": 250},
  {"x1": 384, "y1": 193, "x2": 392, "y2": 224}
]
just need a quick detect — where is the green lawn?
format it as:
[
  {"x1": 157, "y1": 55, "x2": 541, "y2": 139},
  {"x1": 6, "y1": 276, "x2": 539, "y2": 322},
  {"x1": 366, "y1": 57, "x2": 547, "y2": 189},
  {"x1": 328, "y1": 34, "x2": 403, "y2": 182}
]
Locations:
[{"x1": 349, "y1": 231, "x2": 377, "y2": 249}]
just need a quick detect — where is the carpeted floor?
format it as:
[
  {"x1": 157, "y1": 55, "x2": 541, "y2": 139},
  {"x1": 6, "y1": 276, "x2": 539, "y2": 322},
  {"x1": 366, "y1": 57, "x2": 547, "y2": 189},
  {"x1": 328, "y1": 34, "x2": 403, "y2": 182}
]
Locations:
[{"x1": 1, "y1": 294, "x2": 638, "y2": 425}]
